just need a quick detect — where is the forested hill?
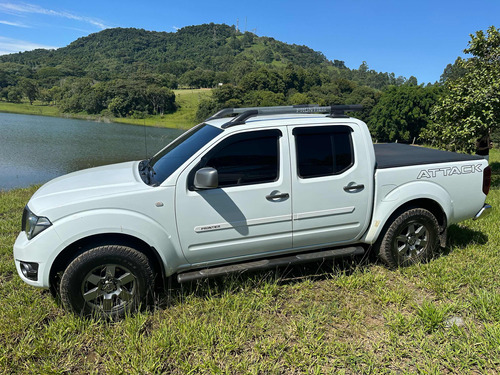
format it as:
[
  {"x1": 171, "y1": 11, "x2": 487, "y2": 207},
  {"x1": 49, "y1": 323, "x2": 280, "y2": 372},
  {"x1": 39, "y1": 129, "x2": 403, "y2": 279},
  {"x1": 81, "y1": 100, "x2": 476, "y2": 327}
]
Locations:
[
  {"x1": 0, "y1": 24, "x2": 331, "y2": 78},
  {"x1": 0, "y1": 23, "x2": 400, "y2": 89}
]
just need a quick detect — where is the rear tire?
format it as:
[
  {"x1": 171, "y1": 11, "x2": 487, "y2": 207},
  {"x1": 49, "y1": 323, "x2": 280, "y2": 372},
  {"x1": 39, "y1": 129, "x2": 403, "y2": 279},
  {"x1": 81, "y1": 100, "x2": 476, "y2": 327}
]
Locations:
[
  {"x1": 60, "y1": 245, "x2": 154, "y2": 319},
  {"x1": 378, "y1": 208, "x2": 439, "y2": 268}
]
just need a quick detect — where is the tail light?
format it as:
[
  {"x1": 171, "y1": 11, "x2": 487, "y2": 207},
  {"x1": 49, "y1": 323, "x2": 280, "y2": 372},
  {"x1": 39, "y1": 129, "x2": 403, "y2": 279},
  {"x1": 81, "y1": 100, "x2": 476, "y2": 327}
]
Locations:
[{"x1": 483, "y1": 165, "x2": 491, "y2": 195}]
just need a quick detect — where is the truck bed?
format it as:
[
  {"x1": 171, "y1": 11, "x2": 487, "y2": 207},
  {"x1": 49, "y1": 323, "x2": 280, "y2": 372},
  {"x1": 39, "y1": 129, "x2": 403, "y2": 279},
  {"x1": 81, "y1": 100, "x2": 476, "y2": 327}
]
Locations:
[{"x1": 374, "y1": 143, "x2": 482, "y2": 169}]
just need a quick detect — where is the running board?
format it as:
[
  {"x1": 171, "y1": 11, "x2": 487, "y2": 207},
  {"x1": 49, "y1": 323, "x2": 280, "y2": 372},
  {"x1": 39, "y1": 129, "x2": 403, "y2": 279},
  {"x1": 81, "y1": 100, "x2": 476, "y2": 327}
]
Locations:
[{"x1": 177, "y1": 246, "x2": 365, "y2": 283}]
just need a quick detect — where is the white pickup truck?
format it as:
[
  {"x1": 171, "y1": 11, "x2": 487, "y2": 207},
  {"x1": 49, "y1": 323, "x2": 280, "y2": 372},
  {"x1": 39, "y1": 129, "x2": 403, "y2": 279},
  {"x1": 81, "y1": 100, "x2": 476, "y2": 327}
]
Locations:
[{"x1": 14, "y1": 105, "x2": 492, "y2": 317}]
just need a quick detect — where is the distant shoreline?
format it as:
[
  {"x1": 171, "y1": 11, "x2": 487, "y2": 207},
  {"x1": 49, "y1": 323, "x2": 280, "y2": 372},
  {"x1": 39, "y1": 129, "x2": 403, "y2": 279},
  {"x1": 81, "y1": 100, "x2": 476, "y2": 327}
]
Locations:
[
  {"x1": 0, "y1": 102, "x2": 118, "y2": 124},
  {"x1": 0, "y1": 88, "x2": 209, "y2": 130}
]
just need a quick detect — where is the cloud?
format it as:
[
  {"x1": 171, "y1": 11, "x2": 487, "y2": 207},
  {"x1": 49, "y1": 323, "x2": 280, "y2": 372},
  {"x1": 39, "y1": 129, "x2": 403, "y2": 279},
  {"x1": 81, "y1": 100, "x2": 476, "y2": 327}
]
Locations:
[
  {"x1": 172, "y1": 26, "x2": 180, "y2": 31},
  {"x1": 0, "y1": 36, "x2": 58, "y2": 55},
  {"x1": 0, "y1": 2, "x2": 109, "y2": 29},
  {"x1": 0, "y1": 20, "x2": 29, "y2": 27}
]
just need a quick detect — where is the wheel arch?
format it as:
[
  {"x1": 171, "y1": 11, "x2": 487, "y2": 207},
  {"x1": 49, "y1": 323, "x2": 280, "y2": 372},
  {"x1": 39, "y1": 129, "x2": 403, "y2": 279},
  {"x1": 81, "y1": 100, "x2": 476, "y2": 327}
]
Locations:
[
  {"x1": 49, "y1": 233, "x2": 167, "y2": 293},
  {"x1": 366, "y1": 197, "x2": 448, "y2": 247}
]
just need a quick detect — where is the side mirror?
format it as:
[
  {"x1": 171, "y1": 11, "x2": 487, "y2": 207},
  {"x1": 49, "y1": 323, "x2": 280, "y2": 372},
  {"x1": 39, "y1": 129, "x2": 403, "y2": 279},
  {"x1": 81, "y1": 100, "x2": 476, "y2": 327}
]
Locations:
[{"x1": 194, "y1": 167, "x2": 218, "y2": 189}]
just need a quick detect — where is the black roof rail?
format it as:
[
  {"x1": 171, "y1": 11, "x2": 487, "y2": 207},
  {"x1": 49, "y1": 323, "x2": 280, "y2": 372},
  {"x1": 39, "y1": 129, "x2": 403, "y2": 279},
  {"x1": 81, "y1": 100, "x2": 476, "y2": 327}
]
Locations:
[{"x1": 205, "y1": 104, "x2": 363, "y2": 128}]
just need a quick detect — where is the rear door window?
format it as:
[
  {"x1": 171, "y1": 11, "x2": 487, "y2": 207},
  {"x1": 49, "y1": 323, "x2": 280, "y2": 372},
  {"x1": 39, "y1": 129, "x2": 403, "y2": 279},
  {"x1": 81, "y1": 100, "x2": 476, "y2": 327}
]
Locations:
[{"x1": 293, "y1": 126, "x2": 354, "y2": 178}]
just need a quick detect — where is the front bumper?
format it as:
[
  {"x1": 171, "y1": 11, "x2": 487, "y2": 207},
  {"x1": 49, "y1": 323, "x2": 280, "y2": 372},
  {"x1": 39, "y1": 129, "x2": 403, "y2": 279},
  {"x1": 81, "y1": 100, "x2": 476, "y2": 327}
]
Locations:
[
  {"x1": 13, "y1": 228, "x2": 60, "y2": 288},
  {"x1": 473, "y1": 204, "x2": 492, "y2": 220}
]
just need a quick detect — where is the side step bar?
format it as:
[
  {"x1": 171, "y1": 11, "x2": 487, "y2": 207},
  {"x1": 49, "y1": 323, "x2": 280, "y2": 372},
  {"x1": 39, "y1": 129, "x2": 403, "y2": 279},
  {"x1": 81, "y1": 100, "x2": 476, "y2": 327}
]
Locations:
[{"x1": 177, "y1": 246, "x2": 365, "y2": 283}]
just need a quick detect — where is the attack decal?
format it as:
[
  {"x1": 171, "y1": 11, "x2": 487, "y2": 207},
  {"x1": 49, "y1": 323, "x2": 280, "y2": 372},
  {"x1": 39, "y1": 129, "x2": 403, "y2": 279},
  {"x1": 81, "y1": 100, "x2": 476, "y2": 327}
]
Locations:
[{"x1": 417, "y1": 164, "x2": 482, "y2": 179}]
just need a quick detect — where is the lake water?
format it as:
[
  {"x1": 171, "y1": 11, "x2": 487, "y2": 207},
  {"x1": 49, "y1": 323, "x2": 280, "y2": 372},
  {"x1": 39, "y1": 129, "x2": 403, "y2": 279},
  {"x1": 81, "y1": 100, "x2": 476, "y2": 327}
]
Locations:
[{"x1": 0, "y1": 113, "x2": 185, "y2": 190}]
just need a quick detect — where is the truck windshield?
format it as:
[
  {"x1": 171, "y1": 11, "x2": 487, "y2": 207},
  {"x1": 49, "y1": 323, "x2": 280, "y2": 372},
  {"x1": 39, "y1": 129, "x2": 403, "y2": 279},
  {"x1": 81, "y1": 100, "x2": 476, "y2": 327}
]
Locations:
[{"x1": 140, "y1": 124, "x2": 223, "y2": 186}]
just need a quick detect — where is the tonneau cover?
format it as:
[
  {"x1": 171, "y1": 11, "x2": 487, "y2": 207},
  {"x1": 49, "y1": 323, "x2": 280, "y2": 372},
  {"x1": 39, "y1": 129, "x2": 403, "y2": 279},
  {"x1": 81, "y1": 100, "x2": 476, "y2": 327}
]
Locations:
[{"x1": 374, "y1": 143, "x2": 482, "y2": 169}]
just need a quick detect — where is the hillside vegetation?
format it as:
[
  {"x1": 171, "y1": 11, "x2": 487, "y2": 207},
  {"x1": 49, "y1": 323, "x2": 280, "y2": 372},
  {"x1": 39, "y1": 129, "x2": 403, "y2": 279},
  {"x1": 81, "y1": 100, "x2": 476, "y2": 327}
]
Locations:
[{"x1": 0, "y1": 25, "x2": 330, "y2": 76}]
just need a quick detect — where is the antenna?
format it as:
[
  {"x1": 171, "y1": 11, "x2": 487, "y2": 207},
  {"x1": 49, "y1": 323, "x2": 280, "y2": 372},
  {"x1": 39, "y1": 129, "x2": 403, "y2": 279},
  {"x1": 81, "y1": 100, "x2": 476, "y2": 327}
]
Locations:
[
  {"x1": 236, "y1": 18, "x2": 239, "y2": 32},
  {"x1": 143, "y1": 119, "x2": 148, "y2": 158}
]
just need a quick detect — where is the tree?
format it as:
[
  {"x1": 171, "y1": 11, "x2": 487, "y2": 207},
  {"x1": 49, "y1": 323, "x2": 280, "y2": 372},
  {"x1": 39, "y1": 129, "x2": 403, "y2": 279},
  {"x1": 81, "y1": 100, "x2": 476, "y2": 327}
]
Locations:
[
  {"x1": 345, "y1": 86, "x2": 381, "y2": 122},
  {"x1": 195, "y1": 98, "x2": 218, "y2": 122},
  {"x1": 7, "y1": 86, "x2": 22, "y2": 103},
  {"x1": 439, "y1": 57, "x2": 467, "y2": 83},
  {"x1": 406, "y1": 76, "x2": 418, "y2": 86},
  {"x1": 369, "y1": 85, "x2": 441, "y2": 143},
  {"x1": 19, "y1": 78, "x2": 39, "y2": 104},
  {"x1": 242, "y1": 90, "x2": 285, "y2": 107},
  {"x1": 289, "y1": 92, "x2": 311, "y2": 105},
  {"x1": 0, "y1": 87, "x2": 9, "y2": 101},
  {"x1": 229, "y1": 59, "x2": 255, "y2": 84},
  {"x1": 239, "y1": 67, "x2": 286, "y2": 93},
  {"x1": 108, "y1": 96, "x2": 127, "y2": 117},
  {"x1": 80, "y1": 84, "x2": 107, "y2": 114},
  {"x1": 179, "y1": 68, "x2": 216, "y2": 88},
  {"x1": 333, "y1": 60, "x2": 347, "y2": 69},
  {"x1": 358, "y1": 61, "x2": 369, "y2": 73},
  {"x1": 282, "y1": 64, "x2": 306, "y2": 93},
  {"x1": 38, "y1": 88, "x2": 53, "y2": 105},
  {"x1": 47, "y1": 86, "x2": 62, "y2": 105},
  {"x1": 211, "y1": 84, "x2": 244, "y2": 106},
  {"x1": 146, "y1": 85, "x2": 176, "y2": 115},
  {"x1": 423, "y1": 26, "x2": 500, "y2": 152}
]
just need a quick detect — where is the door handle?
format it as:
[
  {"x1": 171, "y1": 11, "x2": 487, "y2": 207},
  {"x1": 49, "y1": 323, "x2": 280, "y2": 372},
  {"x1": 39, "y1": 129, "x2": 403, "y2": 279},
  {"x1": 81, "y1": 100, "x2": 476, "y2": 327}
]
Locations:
[
  {"x1": 343, "y1": 184, "x2": 365, "y2": 192},
  {"x1": 266, "y1": 191, "x2": 290, "y2": 200}
]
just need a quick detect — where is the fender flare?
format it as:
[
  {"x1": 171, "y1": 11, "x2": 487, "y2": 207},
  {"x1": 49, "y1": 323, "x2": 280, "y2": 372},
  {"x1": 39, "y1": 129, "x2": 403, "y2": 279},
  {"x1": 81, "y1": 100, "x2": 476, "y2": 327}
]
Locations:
[
  {"x1": 43, "y1": 209, "x2": 186, "y2": 286},
  {"x1": 363, "y1": 181, "x2": 452, "y2": 244}
]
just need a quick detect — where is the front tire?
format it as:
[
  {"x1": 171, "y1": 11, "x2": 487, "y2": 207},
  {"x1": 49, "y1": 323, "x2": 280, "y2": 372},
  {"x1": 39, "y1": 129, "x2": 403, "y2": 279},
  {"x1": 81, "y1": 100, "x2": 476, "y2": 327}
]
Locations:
[
  {"x1": 378, "y1": 208, "x2": 439, "y2": 268},
  {"x1": 60, "y1": 245, "x2": 155, "y2": 318}
]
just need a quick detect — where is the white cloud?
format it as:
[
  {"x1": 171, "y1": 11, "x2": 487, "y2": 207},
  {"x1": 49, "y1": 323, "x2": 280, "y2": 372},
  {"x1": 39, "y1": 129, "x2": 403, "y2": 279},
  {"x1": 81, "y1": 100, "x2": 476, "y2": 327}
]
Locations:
[
  {"x1": 0, "y1": 2, "x2": 109, "y2": 29},
  {"x1": 172, "y1": 26, "x2": 180, "y2": 31},
  {"x1": 0, "y1": 36, "x2": 58, "y2": 55},
  {"x1": 0, "y1": 20, "x2": 29, "y2": 27}
]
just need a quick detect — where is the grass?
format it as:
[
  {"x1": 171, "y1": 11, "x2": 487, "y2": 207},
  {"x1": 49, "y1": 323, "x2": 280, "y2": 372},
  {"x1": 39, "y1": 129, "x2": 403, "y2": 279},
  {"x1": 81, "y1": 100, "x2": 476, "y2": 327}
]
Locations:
[
  {"x1": 0, "y1": 149, "x2": 499, "y2": 373},
  {"x1": 0, "y1": 100, "x2": 62, "y2": 117},
  {"x1": 113, "y1": 89, "x2": 211, "y2": 129},
  {"x1": 0, "y1": 88, "x2": 210, "y2": 130}
]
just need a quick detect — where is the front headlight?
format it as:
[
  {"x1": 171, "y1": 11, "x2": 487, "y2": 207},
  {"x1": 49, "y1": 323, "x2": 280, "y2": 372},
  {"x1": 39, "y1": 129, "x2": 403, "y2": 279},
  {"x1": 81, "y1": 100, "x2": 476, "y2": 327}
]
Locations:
[{"x1": 22, "y1": 206, "x2": 52, "y2": 240}]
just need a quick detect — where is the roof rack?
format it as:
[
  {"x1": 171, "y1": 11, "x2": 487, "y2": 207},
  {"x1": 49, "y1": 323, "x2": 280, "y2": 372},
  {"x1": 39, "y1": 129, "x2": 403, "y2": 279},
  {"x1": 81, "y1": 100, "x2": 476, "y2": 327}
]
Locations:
[{"x1": 206, "y1": 104, "x2": 363, "y2": 129}]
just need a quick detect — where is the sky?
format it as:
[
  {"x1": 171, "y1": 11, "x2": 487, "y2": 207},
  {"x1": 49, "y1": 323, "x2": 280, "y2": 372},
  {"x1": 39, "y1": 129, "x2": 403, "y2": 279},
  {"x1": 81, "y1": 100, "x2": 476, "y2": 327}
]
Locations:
[{"x1": 0, "y1": 0, "x2": 499, "y2": 84}]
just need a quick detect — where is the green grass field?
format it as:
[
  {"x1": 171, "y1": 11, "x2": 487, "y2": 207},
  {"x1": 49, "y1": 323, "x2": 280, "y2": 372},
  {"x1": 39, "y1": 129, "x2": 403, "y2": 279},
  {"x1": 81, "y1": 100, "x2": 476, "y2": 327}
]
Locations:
[
  {"x1": 113, "y1": 89, "x2": 211, "y2": 129},
  {"x1": 0, "y1": 88, "x2": 210, "y2": 130},
  {"x1": 0, "y1": 150, "x2": 499, "y2": 373},
  {"x1": 0, "y1": 100, "x2": 63, "y2": 117}
]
